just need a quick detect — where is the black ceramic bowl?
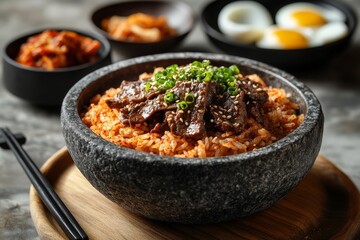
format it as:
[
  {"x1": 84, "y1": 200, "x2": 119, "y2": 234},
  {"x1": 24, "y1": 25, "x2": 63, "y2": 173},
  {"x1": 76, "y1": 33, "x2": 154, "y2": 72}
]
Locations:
[
  {"x1": 61, "y1": 52, "x2": 323, "y2": 224},
  {"x1": 91, "y1": 0, "x2": 195, "y2": 57},
  {"x1": 2, "y1": 28, "x2": 112, "y2": 106},
  {"x1": 201, "y1": 0, "x2": 357, "y2": 69}
]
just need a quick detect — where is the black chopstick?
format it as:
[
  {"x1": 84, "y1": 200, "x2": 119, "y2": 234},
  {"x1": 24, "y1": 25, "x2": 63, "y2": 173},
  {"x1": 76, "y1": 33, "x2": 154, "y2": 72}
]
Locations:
[{"x1": 0, "y1": 127, "x2": 88, "y2": 240}]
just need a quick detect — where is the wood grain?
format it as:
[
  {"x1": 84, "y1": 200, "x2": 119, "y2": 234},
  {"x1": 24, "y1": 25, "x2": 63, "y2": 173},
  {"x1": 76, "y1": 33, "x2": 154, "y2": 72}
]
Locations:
[{"x1": 30, "y1": 147, "x2": 360, "y2": 240}]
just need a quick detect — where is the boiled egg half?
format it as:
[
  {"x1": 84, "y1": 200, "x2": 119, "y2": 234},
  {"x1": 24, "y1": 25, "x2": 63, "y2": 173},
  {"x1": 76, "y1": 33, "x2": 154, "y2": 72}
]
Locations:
[{"x1": 218, "y1": 1, "x2": 273, "y2": 44}]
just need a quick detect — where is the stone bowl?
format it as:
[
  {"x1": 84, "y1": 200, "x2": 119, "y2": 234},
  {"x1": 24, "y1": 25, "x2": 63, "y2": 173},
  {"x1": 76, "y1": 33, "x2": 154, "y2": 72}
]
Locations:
[
  {"x1": 61, "y1": 52, "x2": 324, "y2": 224},
  {"x1": 2, "y1": 28, "x2": 112, "y2": 106},
  {"x1": 90, "y1": 0, "x2": 195, "y2": 57}
]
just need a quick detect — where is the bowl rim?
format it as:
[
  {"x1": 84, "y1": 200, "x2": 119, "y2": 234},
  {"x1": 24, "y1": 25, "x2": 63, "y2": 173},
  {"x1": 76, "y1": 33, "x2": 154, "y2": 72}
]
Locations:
[
  {"x1": 89, "y1": 0, "x2": 196, "y2": 45},
  {"x1": 62, "y1": 52, "x2": 323, "y2": 165},
  {"x1": 2, "y1": 27, "x2": 112, "y2": 73},
  {"x1": 200, "y1": 0, "x2": 358, "y2": 52}
]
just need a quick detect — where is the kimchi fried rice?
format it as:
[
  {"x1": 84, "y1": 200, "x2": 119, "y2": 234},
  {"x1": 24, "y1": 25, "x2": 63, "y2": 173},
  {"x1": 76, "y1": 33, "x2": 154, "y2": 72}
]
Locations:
[{"x1": 82, "y1": 64, "x2": 304, "y2": 158}]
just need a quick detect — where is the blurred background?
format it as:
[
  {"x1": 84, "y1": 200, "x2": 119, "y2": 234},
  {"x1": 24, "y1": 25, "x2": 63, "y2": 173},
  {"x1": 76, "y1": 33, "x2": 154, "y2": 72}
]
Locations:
[{"x1": 0, "y1": 0, "x2": 359, "y2": 239}]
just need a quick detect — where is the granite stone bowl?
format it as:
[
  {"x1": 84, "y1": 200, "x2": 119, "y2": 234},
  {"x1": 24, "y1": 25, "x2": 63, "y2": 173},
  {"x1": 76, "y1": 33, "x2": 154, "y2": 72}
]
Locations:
[
  {"x1": 2, "y1": 28, "x2": 112, "y2": 106},
  {"x1": 90, "y1": 0, "x2": 195, "y2": 57},
  {"x1": 61, "y1": 52, "x2": 324, "y2": 224}
]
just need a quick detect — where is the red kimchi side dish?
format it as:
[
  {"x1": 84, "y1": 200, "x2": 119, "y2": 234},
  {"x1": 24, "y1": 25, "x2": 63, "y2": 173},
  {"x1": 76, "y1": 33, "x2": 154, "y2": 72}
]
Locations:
[{"x1": 16, "y1": 30, "x2": 101, "y2": 70}]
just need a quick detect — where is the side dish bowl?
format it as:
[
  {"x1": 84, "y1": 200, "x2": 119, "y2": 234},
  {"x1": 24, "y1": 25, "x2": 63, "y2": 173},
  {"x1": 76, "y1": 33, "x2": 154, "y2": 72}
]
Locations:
[
  {"x1": 91, "y1": 0, "x2": 195, "y2": 57},
  {"x1": 2, "y1": 28, "x2": 112, "y2": 106},
  {"x1": 201, "y1": 0, "x2": 357, "y2": 69},
  {"x1": 61, "y1": 52, "x2": 323, "y2": 224}
]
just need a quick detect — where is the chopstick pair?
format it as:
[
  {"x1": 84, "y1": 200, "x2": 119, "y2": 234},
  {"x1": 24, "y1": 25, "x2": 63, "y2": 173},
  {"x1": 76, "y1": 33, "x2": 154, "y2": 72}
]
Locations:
[{"x1": 0, "y1": 127, "x2": 88, "y2": 240}]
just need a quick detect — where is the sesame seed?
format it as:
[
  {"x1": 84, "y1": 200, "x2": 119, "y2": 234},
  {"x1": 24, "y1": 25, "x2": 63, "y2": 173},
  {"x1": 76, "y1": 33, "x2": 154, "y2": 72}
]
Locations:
[
  {"x1": 198, "y1": 109, "x2": 204, "y2": 113},
  {"x1": 187, "y1": 110, "x2": 191, "y2": 114},
  {"x1": 234, "y1": 106, "x2": 238, "y2": 110},
  {"x1": 226, "y1": 115, "x2": 232, "y2": 119},
  {"x1": 234, "y1": 101, "x2": 239, "y2": 104},
  {"x1": 185, "y1": 122, "x2": 189, "y2": 126},
  {"x1": 210, "y1": 119, "x2": 214, "y2": 122},
  {"x1": 179, "y1": 118, "x2": 184, "y2": 122},
  {"x1": 222, "y1": 115, "x2": 226, "y2": 118}
]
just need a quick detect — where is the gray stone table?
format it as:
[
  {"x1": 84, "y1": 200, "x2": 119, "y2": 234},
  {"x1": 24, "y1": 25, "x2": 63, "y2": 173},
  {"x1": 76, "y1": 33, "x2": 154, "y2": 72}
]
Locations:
[{"x1": 1, "y1": 0, "x2": 359, "y2": 239}]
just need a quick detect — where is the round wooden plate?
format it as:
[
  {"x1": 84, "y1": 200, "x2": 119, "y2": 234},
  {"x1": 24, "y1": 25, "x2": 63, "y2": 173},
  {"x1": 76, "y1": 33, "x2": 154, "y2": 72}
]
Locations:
[{"x1": 30, "y1": 147, "x2": 360, "y2": 240}]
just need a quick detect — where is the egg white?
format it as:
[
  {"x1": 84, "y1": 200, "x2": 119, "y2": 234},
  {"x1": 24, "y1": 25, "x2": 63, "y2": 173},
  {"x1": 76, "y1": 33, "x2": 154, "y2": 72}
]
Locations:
[
  {"x1": 218, "y1": 1, "x2": 273, "y2": 44},
  {"x1": 314, "y1": 22, "x2": 349, "y2": 45}
]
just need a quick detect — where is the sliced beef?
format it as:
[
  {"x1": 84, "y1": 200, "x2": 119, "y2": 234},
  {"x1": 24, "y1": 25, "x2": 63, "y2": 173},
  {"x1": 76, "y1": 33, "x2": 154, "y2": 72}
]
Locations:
[
  {"x1": 106, "y1": 80, "x2": 143, "y2": 108},
  {"x1": 105, "y1": 74, "x2": 269, "y2": 139},
  {"x1": 209, "y1": 91, "x2": 247, "y2": 133},
  {"x1": 149, "y1": 112, "x2": 168, "y2": 134},
  {"x1": 120, "y1": 93, "x2": 176, "y2": 125},
  {"x1": 106, "y1": 79, "x2": 161, "y2": 108},
  {"x1": 118, "y1": 101, "x2": 146, "y2": 124},
  {"x1": 238, "y1": 77, "x2": 268, "y2": 124},
  {"x1": 238, "y1": 77, "x2": 268, "y2": 103},
  {"x1": 167, "y1": 81, "x2": 217, "y2": 139}
]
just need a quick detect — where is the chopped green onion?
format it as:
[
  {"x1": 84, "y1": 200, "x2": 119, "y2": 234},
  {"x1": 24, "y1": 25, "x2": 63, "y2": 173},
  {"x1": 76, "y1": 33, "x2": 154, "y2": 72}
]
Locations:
[
  {"x1": 227, "y1": 86, "x2": 240, "y2": 96},
  {"x1": 184, "y1": 93, "x2": 195, "y2": 104},
  {"x1": 177, "y1": 101, "x2": 188, "y2": 110},
  {"x1": 191, "y1": 61, "x2": 202, "y2": 67},
  {"x1": 144, "y1": 82, "x2": 151, "y2": 93},
  {"x1": 145, "y1": 60, "x2": 242, "y2": 94},
  {"x1": 203, "y1": 71, "x2": 213, "y2": 82},
  {"x1": 166, "y1": 64, "x2": 178, "y2": 72},
  {"x1": 229, "y1": 65, "x2": 240, "y2": 75},
  {"x1": 202, "y1": 59, "x2": 210, "y2": 67},
  {"x1": 163, "y1": 80, "x2": 175, "y2": 89},
  {"x1": 164, "y1": 92, "x2": 175, "y2": 104}
]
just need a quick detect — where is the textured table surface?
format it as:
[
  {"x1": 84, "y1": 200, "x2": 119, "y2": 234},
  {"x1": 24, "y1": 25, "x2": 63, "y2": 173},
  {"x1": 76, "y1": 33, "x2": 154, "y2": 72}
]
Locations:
[{"x1": 1, "y1": 0, "x2": 359, "y2": 239}]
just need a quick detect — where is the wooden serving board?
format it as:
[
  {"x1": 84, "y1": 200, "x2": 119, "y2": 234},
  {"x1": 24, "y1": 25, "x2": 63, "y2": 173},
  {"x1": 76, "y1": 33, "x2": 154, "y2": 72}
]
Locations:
[{"x1": 30, "y1": 147, "x2": 360, "y2": 240}]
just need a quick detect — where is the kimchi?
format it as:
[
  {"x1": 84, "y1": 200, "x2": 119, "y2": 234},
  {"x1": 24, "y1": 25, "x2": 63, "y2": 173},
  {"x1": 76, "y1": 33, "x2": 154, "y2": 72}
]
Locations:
[{"x1": 16, "y1": 30, "x2": 101, "y2": 70}]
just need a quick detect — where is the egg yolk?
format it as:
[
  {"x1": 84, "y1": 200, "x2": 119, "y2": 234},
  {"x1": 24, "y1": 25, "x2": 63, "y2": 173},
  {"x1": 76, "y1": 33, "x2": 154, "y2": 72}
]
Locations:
[
  {"x1": 273, "y1": 29, "x2": 309, "y2": 49},
  {"x1": 291, "y1": 9, "x2": 327, "y2": 27}
]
